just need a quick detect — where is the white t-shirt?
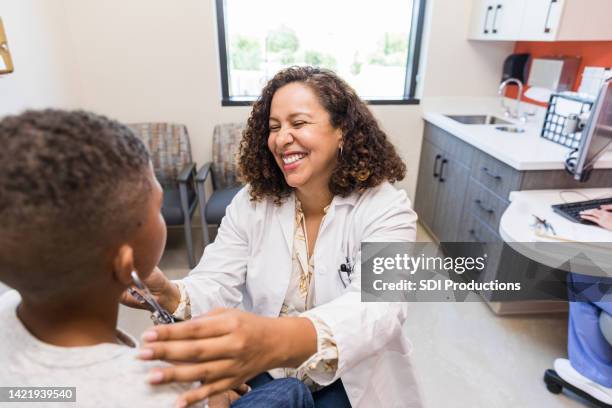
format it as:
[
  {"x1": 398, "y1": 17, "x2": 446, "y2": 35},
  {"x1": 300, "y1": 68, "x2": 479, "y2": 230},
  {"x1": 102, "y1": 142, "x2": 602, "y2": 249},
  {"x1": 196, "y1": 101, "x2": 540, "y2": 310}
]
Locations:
[{"x1": 0, "y1": 290, "x2": 205, "y2": 408}]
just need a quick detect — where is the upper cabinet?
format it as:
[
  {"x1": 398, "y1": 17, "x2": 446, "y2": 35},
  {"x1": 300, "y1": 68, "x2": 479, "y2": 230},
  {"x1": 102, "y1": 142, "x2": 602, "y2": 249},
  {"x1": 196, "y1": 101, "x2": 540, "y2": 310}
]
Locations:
[
  {"x1": 519, "y1": 0, "x2": 564, "y2": 41},
  {"x1": 468, "y1": 0, "x2": 526, "y2": 41},
  {"x1": 468, "y1": 0, "x2": 612, "y2": 41}
]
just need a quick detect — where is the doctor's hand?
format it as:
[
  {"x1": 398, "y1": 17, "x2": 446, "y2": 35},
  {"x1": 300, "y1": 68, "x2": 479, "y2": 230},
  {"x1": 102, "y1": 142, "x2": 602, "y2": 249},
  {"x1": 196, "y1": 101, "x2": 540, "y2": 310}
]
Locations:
[
  {"x1": 207, "y1": 384, "x2": 250, "y2": 408},
  {"x1": 138, "y1": 308, "x2": 317, "y2": 407},
  {"x1": 580, "y1": 204, "x2": 612, "y2": 231},
  {"x1": 120, "y1": 266, "x2": 180, "y2": 313}
]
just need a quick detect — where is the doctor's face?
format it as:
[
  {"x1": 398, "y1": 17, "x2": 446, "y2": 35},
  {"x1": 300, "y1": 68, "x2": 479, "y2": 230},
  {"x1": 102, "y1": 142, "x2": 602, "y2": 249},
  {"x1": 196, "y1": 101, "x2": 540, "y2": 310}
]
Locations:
[{"x1": 268, "y1": 82, "x2": 343, "y2": 191}]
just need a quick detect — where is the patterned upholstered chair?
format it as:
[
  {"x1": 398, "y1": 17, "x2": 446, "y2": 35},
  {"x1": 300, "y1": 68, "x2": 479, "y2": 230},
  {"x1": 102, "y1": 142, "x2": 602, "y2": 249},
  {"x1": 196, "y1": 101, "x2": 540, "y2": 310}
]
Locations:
[
  {"x1": 196, "y1": 123, "x2": 245, "y2": 246},
  {"x1": 128, "y1": 123, "x2": 199, "y2": 268}
]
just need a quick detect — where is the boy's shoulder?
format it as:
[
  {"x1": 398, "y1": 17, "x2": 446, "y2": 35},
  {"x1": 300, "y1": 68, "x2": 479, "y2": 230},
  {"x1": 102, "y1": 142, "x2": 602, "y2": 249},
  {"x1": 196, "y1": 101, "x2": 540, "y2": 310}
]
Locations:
[
  {"x1": 0, "y1": 288, "x2": 19, "y2": 308},
  {"x1": 0, "y1": 289, "x2": 20, "y2": 328},
  {"x1": 0, "y1": 290, "x2": 205, "y2": 407},
  {"x1": 74, "y1": 354, "x2": 206, "y2": 408}
]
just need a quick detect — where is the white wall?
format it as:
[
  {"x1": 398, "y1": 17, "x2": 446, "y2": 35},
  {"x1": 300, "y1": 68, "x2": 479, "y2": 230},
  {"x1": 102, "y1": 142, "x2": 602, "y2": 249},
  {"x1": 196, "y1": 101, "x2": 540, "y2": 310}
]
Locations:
[
  {"x1": 420, "y1": 0, "x2": 513, "y2": 97},
  {"x1": 0, "y1": 0, "x2": 76, "y2": 114},
  {"x1": 60, "y1": 0, "x2": 252, "y2": 174},
  {"x1": 1, "y1": 0, "x2": 513, "y2": 199}
]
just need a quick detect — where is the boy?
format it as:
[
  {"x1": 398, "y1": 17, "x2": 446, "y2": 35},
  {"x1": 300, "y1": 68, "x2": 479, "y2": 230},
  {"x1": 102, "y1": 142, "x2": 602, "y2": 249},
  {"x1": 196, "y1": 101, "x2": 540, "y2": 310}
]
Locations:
[{"x1": 0, "y1": 110, "x2": 313, "y2": 408}]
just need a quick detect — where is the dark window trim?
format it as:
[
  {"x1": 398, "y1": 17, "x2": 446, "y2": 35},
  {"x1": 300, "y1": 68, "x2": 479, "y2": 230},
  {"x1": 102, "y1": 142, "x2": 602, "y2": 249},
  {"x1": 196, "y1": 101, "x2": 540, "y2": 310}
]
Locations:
[
  {"x1": 216, "y1": 0, "x2": 426, "y2": 106},
  {"x1": 405, "y1": 0, "x2": 427, "y2": 99},
  {"x1": 221, "y1": 97, "x2": 421, "y2": 107},
  {"x1": 216, "y1": 0, "x2": 230, "y2": 104}
]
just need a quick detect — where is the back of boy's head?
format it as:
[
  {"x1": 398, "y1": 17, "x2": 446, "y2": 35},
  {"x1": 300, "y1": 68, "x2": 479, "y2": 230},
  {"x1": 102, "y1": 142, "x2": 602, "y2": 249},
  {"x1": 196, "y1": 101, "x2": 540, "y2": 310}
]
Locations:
[{"x1": 0, "y1": 109, "x2": 151, "y2": 300}]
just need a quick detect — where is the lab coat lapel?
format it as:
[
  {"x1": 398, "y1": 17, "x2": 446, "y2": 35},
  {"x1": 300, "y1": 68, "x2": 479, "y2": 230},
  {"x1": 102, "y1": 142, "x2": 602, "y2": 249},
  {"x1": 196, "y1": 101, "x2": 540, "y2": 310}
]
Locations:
[{"x1": 275, "y1": 194, "x2": 295, "y2": 253}]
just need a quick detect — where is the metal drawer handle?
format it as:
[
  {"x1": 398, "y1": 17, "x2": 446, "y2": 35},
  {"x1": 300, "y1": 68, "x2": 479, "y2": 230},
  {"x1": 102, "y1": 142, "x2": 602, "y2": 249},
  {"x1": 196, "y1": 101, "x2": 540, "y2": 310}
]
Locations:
[
  {"x1": 481, "y1": 167, "x2": 502, "y2": 181},
  {"x1": 433, "y1": 154, "x2": 442, "y2": 178},
  {"x1": 469, "y1": 229, "x2": 484, "y2": 243},
  {"x1": 439, "y1": 158, "x2": 448, "y2": 182},
  {"x1": 483, "y1": 5, "x2": 493, "y2": 34},
  {"x1": 544, "y1": 0, "x2": 557, "y2": 34},
  {"x1": 475, "y1": 199, "x2": 494, "y2": 214},
  {"x1": 492, "y1": 4, "x2": 502, "y2": 34}
]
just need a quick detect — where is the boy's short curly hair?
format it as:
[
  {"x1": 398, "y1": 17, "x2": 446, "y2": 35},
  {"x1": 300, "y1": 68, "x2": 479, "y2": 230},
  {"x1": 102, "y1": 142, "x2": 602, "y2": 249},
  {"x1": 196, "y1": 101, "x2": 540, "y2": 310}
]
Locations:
[
  {"x1": 0, "y1": 109, "x2": 151, "y2": 299},
  {"x1": 238, "y1": 66, "x2": 406, "y2": 203}
]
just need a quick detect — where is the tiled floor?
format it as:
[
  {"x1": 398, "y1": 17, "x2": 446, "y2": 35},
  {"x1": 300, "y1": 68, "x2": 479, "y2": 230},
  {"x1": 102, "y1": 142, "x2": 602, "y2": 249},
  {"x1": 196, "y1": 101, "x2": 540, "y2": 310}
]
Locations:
[{"x1": 110, "y1": 223, "x2": 592, "y2": 407}]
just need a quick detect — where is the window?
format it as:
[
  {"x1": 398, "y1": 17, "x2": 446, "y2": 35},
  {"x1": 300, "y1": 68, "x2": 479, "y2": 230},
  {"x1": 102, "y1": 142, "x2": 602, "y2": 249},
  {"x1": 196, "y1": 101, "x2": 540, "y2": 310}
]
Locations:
[{"x1": 216, "y1": 0, "x2": 426, "y2": 105}]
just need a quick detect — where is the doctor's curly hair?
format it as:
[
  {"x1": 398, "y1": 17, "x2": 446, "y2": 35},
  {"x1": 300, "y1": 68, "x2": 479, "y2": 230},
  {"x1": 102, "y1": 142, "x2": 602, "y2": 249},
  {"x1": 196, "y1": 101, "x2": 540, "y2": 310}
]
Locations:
[{"x1": 238, "y1": 66, "x2": 406, "y2": 203}]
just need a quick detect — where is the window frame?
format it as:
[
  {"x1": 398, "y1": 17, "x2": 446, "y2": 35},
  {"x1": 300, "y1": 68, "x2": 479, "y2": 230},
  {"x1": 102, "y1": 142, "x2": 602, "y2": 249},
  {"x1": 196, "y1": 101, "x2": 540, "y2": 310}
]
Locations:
[{"x1": 215, "y1": 0, "x2": 426, "y2": 106}]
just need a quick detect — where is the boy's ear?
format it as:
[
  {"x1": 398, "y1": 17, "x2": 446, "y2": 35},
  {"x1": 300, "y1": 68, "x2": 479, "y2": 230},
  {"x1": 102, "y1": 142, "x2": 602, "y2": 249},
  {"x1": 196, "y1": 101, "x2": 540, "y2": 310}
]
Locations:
[{"x1": 113, "y1": 245, "x2": 135, "y2": 286}]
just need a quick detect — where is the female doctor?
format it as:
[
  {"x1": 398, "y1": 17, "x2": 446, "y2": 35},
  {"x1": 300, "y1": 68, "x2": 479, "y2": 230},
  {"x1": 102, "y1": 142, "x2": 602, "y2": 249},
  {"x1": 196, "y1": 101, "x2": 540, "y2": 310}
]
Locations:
[{"x1": 129, "y1": 66, "x2": 421, "y2": 408}]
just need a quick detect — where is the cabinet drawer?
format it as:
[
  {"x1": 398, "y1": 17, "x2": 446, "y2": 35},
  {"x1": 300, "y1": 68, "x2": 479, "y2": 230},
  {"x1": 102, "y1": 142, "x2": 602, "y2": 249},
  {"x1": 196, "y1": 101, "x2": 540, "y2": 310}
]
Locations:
[
  {"x1": 424, "y1": 122, "x2": 474, "y2": 168},
  {"x1": 464, "y1": 179, "x2": 509, "y2": 231},
  {"x1": 458, "y1": 211, "x2": 501, "y2": 245},
  {"x1": 456, "y1": 213, "x2": 502, "y2": 285},
  {"x1": 471, "y1": 150, "x2": 521, "y2": 200}
]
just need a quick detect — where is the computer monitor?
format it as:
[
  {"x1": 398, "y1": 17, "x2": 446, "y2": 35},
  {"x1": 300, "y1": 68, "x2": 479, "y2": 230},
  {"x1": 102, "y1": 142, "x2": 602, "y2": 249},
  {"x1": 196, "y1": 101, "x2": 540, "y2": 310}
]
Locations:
[{"x1": 573, "y1": 79, "x2": 612, "y2": 182}]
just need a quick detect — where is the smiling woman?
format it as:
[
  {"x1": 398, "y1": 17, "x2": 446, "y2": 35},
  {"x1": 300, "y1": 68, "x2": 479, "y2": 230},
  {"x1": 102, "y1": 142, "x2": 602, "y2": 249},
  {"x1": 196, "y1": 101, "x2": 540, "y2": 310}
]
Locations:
[
  {"x1": 239, "y1": 66, "x2": 407, "y2": 204},
  {"x1": 124, "y1": 66, "x2": 421, "y2": 408},
  {"x1": 268, "y1": 82, "x2": 343, "y2": 195}
]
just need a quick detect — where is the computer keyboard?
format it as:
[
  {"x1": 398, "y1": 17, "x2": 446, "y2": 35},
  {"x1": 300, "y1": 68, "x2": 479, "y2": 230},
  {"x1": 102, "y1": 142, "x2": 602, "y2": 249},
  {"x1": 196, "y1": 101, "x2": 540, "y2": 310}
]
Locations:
[{"x1": 552, "y1": 197, "x2": 612, "y2": 224}]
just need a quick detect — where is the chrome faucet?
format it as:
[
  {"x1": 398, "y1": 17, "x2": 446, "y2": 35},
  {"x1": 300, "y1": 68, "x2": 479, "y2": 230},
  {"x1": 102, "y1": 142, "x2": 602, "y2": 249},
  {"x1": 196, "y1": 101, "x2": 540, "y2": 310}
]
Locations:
[{"x1": 498, "y1": 78, "x2": 526, "y2": 122}]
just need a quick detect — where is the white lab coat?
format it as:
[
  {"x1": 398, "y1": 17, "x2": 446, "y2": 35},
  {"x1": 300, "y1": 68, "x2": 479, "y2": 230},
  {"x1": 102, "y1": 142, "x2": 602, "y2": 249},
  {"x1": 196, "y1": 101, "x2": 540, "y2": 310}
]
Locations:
[{"x1": 183, "y1": 181, "x2": 423, "y2": 408}]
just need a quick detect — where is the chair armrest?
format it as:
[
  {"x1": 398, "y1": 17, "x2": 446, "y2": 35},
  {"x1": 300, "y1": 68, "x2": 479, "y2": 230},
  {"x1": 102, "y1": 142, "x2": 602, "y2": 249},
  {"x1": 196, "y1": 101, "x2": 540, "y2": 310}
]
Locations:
[
  {"x1": 177, "y1": 163, "x2": 196, "y2": 183},
  {"x1": 196, "y1": 162, "x2": 213, "y2": 183},
  {"x1": 195, "y1": 162, "x2": 213, "y2": 244},
  {"x1": 177, "y1": 163, "x2": 197, "y2": 220}
]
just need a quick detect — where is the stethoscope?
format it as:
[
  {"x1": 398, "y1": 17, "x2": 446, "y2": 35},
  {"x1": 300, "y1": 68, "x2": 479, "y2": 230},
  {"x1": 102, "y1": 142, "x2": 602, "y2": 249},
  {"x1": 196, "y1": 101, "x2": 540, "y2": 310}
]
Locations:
[
  {"x1": 128, "y1": 271, "x2": 181, "y2": 325},
  {"x1": 338, "y1": 235, "x2": 356, "y2": 288}
]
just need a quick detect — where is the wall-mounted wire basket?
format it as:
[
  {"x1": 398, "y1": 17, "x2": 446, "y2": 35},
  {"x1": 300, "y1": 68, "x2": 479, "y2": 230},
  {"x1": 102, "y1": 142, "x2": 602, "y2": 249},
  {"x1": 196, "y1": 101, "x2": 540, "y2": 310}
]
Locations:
[{"x1": 541, "y1": 93, "x2": 594, "y2": 149}]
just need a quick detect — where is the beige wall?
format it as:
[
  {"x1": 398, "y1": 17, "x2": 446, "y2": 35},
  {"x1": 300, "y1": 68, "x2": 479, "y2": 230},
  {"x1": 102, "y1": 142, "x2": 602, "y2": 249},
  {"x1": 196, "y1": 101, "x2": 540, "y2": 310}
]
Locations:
[
  {"x1": 0, "y1": 0, "x2": 76, "y2": 113},
  {"x1": 1, "y1": 0, "x2": 513, "y2": 199}
]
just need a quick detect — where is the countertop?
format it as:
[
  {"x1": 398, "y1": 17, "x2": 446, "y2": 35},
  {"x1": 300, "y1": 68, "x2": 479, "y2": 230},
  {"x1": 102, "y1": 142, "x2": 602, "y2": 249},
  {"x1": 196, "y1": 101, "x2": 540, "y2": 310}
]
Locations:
[
  {"x1": 499, "y1": 188, "x2": 612, "y2": 276},
  {"x1": 501, "y1": 188, "x2": 612, "y2": 242},
  {"x1": 421, "y1": 97, "x2": 612, "y2": 171}
]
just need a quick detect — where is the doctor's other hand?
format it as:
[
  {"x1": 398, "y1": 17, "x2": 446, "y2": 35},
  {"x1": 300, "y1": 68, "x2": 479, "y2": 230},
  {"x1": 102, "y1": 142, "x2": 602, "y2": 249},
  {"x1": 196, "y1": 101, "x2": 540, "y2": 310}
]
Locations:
[
  {"x1": 120, "y1": 266, "x2": 180, "y2": 313},
  {"x1": 138, "y1": 308, "x2": 317, "y2": 407},
  {"x1": 580, "y1": 204, "x2": 612, "y2": 231},
  {"x1": 207, "y1": 385, "x2": 249, "y2": 408}
]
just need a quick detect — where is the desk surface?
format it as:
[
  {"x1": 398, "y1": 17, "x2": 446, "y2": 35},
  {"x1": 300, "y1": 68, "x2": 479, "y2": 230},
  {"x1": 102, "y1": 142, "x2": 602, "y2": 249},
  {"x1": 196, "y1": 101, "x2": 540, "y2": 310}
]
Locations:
[
  {"x1": 500, "y1": 188, "x2": 612, "y2": 243},
  {"x1": 499, "y1": 188, "x2": 612, "y2": 276}
]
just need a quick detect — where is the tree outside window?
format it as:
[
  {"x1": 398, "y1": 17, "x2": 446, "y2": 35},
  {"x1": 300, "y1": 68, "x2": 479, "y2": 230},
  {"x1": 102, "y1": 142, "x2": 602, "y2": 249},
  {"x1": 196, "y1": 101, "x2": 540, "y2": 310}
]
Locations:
[{"x1": 220, "y1": 0, "x2": 423, "y2": 102}]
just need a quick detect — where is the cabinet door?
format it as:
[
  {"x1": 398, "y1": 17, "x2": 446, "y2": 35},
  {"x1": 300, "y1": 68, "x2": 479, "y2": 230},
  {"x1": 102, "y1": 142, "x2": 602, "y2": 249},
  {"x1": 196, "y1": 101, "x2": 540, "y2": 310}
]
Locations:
[
  {"x1": 414, "y1": 140, "x2": 442, "y2": 232},
  {"x1": 468, "y1": 0, "x2": 496, "y2": 40},
  {"x1": 431, "y1": 158, "x2": 470, "y2": 243},
  {"x1": 519, "y1": 0, "x2": 565, "y2": 41},
  {"x1": 488, "y1": 0, "x2": 526, "y2": 40}
]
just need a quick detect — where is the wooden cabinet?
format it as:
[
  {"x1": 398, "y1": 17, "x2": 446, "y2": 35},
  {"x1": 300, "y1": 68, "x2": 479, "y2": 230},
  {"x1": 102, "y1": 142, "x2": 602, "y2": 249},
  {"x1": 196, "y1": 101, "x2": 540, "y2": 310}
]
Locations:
[
  {"x1": 417, "y1": 121, "x2": 612, "y2": 245},
  {"x1": 415, "y1": 121, "x2": 612, "y2": 310},
  {"x1": 468, "y1": 0, "x2": 526, "y2": 41},
  {"x1": 468, "y1": 0, "x2": 612, "y2": 41},
  {"x1": 432, "y1": 157, "x2": 471, "y2": 242},
  {"x1": 518, "y1": 0, "x2": 565, "y2": 41},
  {"x1": 415, "y1": 125, "x2": 472, "y2": 242},
  {"x1": 414, "y1": 140, "x2": 442, "y2": 230}
]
